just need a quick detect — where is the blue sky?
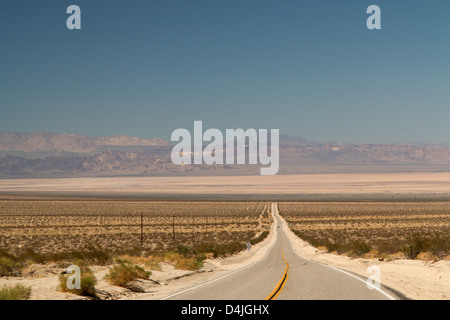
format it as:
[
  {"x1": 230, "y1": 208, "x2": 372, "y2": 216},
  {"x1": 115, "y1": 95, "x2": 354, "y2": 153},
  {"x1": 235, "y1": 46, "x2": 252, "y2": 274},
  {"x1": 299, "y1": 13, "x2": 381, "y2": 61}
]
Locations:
[{"x1": 1, "y1": 1, "x2": 450, "y2": 144}]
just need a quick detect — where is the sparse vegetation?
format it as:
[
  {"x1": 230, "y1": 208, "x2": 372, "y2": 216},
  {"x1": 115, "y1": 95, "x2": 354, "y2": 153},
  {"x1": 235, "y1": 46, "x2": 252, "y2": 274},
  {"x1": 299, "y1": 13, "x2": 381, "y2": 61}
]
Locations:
[
  {"x1": 49, "y1": 245, "x2": 112, "y2": 266},
  {"x1": 0, "y1": 200, "x2": 275, "y2": 298},
  {"x1": 349, "y1": 241, "x2": 371, "y2": 257},
  {"x1": 0, "y1": 245, "x2": 112, "y2": 277},
  {"x1": 0, "y1": 200, "x2": 271, "y2": 258},
  {"x1": 117, "y1": 255, "x2": 163, "y2": 271},
  {"x1": 0, "y1": 284, "x2": 32, "y2": 300},
  {"x1": 250, "y1": 231, "x2": 270, "y2": 246},
  {"x1": 401, "y1": 233, "x2": 428, "y2": 260},
  {"x1": 0, "y1": 200, "x2": 272, "y2": 285},
  {"x1": 280, "y1": 202, "x2": 450, "y2": 260},
  {"x1": 0, "y1": 257, "x2": 18, "y2": 277},
  {"x1": 0, "y1": 249, "x2": 23, "y2": 277}
]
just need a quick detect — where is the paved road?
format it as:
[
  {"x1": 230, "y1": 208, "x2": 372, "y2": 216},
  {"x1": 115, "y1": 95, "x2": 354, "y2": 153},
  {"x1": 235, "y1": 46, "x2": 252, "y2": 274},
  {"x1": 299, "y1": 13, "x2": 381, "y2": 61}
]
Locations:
[{"x1": 164, "y1": 203, "x2": 397, "y2": 300}]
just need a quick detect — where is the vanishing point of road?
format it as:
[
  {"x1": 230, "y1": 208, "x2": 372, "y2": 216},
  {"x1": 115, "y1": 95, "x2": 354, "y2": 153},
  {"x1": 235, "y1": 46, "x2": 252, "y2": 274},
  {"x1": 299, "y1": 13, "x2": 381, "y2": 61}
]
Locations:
[{"x1": 164, "y1": 203, "x2": 398, "y2": 300}]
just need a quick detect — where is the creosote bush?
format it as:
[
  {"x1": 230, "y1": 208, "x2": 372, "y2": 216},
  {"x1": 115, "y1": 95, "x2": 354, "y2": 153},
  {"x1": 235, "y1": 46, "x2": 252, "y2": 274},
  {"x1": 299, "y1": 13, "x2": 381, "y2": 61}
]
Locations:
[
  {"x1": 401, "y1": 233, "x2": 428, "y2": 260},
  {"x1": 0, "y1": 249, "x2": 23, "y2": 277},
  {"x1": 0, "y1": 284, "x2": 32, "y2": 300},
  {"x1": 349, "y1": 241, "x2": 372, "y2": 257}
]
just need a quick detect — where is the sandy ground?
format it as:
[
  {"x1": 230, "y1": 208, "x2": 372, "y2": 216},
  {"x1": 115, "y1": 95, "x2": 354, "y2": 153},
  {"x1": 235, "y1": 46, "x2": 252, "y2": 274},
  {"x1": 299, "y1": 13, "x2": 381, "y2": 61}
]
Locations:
[{"x1": 1, "y1": 172, "x2": 450, "y2": 196}]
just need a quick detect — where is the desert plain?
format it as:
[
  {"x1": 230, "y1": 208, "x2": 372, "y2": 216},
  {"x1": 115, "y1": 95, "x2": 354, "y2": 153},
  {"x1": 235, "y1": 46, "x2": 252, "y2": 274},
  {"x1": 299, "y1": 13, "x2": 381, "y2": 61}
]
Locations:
[
  {"x1": 1, "y1": 172, "x2": 450, "y2": 199},
  {"x1": 0, "y1": 172, "x2": 449, "y2": 300}
]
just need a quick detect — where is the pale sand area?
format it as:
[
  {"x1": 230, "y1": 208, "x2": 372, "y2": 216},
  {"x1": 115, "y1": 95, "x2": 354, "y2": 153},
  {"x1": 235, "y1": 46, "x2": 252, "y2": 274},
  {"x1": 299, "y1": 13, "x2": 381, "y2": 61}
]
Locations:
[{"x1": 1, "y1": 172, "x2": 450, "y2": 196}]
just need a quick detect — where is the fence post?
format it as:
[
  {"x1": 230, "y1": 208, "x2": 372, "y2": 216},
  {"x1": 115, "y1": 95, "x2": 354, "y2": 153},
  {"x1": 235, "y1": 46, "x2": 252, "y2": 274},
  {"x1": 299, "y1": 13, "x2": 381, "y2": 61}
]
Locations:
[
  {"x1": 192, "y1": 216, "x2": 195, "y2": 245},
  {"x1": 140, "y1": 212, "x2": 143, "y2": 246},
  {"x1": 172, "y1": 215, "x2": 175, "y2": 240}
]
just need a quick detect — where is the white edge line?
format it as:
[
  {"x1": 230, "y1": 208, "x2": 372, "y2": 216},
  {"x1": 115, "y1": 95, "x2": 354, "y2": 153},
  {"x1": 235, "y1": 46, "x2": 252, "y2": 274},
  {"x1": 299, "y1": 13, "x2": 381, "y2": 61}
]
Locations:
[
  {"x1": 161, "y1": 203, "x2": 279, "y2": 300},
  {"x1": 309, "y1": 261, "x2": 397, "y2": 300}
]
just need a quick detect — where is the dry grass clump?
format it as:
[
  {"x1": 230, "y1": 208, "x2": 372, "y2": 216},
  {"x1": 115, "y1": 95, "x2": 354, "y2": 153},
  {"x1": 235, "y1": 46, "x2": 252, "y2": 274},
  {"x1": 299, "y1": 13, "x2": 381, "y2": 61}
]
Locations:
[
  {"x1": 105, "y1": 260, "x2": 151, "y2": 290},
  {"x1": 0, "y1": 249, "x2": 24, "y2": 277},
  {"x1": 118, "y1": 255, "x2": 163, "y2": 271},
  {"x1": 164, "y1": 244, "x2": 207, "y2": 271},
  {"x1": 105, "y1": 262, "x2": 151, "y2": 293},
  {"x1": 415, "y1": 252, "x2": 439, "y2": 262},
  {"x1": 164, "y1": 252, "x2": 205, "y2": 271},
  {"x1": 0, "y1": 284, "x2": 32, "y2": 300}
]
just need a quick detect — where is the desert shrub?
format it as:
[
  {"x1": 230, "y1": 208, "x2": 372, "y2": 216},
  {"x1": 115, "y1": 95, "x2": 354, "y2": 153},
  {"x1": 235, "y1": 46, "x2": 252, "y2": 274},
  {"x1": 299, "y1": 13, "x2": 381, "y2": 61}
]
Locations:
[
  {"x1": 401, "y1": 233, "x2": 428, "y2": 260},
  {"x1": 105, "y1": 261, "x2": 151, "y2": 288},
  {"x1": 175, "y1": 244, "x2": 196, "y2": 256},
  {"x1": 349, "y1": 241, "x2": 371, "y2": 257},
  {"x1": 0, "y1": 249, "x2": 15, "y2": 260},
  {"x1": 428, "y1": 237, "x2": 450, "y2": 260},
  {"x1": 195, "y1": 242, "x2": 244, "y2": 258},
  {"x1": 0, "y1": 284, "x2": 32, "y2": 300},
  {"x1": 59, "y1": 262, "x2": 98, "y2": 298},
  {"x1": 118, "y1": 255, "x2": 163, "y2": 271},
  {"x1": 324, "y1": 242, "x2": 341, "y2": 253},
  {"x1": 0, "y1": 257, "x2": 23, "y2": 277},
  {"x1": 377, "y1": 238, "x2": 405, "y2": 255},
  {"x1": 164, "y1": 252, "x2": 205, "y2": 271},
  {"x1": 163, "y1": 243, "x2": 239, "y2": 270},
  {"x1": 292, "y1": 230, "x2": 360, "y2": 255},
  {"x1": 292, "y1": 230, "x2": 326, "y2": 249},
  {"x1": 0, "y1": 257, "x2": 16, "y2": 277},
  {"x1": 17, "y1": 248, "x2": 46, "y2": 264},
  {"x1": 2, "y1": 245, "x2": 112, "y2": 267},
  {"x1": 0, "y1": 249, "x2": 22, "y2": 277},
  {"x1": 250, "y1": 231, "x2": 269, "y2": 246}
]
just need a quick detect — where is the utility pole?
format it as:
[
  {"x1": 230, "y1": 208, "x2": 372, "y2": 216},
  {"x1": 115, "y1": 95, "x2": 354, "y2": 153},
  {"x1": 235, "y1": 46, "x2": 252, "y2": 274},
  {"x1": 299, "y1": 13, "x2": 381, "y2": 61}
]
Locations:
[
  {"x1": 192, "y1": 216, "x2": 195, "y2": 244},
  {"x1": 140, "y1": 212, "x2": 144, "y2": 247},
  {"x1": 172, "y1": 215, "x2": 175, "y2": 240}
]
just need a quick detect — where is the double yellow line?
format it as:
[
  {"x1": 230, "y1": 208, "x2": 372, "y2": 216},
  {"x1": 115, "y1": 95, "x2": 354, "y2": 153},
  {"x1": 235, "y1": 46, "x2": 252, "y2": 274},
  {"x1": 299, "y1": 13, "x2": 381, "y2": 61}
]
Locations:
[{"x1": 264, "y1": 251, "x2": 289, "y2": 300}]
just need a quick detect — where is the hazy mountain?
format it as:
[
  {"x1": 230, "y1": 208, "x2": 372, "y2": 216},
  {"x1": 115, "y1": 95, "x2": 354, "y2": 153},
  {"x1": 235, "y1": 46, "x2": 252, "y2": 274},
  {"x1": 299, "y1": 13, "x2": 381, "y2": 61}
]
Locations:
[
  {"x1": 0, "y1": 148, "x2": 227, "y2": 177},
  {"x1": 0, "y1": 131, "x2": 171, "y2": 153},
  {"x1": 1, "y1": 131, "x2": 450, "y2": 177},
  {"x1": 280, "y1": 143, "x2": 450, "y2": 163}
]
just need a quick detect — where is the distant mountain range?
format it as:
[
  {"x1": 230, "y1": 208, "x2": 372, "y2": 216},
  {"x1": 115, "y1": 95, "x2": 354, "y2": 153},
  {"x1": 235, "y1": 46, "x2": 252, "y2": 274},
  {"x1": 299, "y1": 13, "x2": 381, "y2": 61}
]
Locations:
[
  {"x1": 0, "y1": 131, "x2": 170, "y2": 153},
  {"x1": 1, "y1": 131, "x2": 450, "y2": 177}
]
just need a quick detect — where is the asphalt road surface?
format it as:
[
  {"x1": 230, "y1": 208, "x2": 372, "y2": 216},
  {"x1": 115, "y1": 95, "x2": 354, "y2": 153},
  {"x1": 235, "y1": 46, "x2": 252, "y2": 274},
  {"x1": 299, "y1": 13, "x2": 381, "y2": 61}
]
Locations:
[{"x1": 164, "y1": 203, "x2": 398, "y2": 300}]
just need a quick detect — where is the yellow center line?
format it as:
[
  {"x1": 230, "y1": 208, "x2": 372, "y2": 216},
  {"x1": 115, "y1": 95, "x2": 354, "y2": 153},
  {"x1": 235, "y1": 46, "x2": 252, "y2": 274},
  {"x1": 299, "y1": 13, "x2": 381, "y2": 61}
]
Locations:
[{"x1": 264, "y1": 250, "x2": 289, "y2": 300}]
